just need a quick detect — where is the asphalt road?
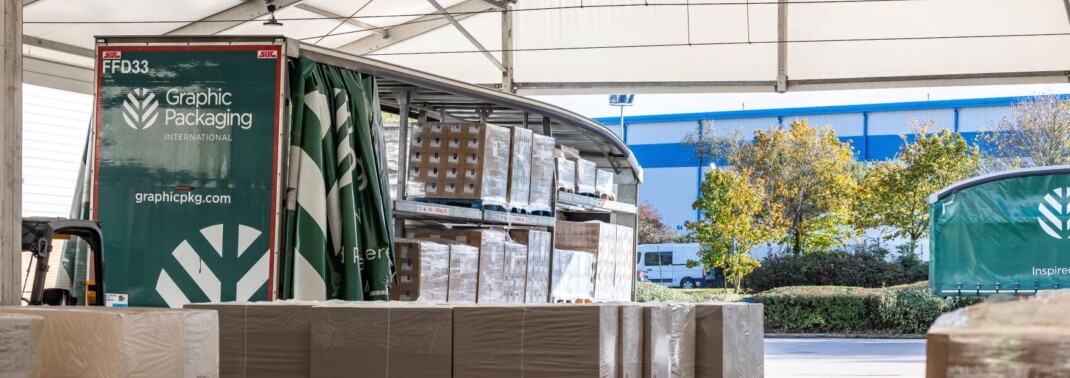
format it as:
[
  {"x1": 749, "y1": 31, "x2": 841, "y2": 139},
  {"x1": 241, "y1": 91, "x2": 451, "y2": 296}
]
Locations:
[{"x1": 765, "y1": 338, "x2": 927, "y2": 378}]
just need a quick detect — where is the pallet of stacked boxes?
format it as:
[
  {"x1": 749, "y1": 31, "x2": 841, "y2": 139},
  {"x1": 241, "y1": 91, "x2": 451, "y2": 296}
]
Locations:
[
  {"x1": 556, "y1": 220, "x2": 636, "y2": 302},
  {"x1": 507, "y1": 126, "x2": 534, "y2": 212},
  {"x1": 550, "y1": 249, "x2": 595, "y2": 302},
  {"x1": 596, "y1": 168, "x2": 617, "y2": 201},
  {"x1": 510, "y1": 229, "x2": 553, "y2": 303},
  {"x1": 390, "y1": 239, "x2": 450, "y2": 302},
  {"x1": 529, "y1": 134, "x2": 556, "y2": 214},
  {"x1": 405, "y1": 123, "x2": 510, "y2": 208},
  {"x1": 555, "y1": 145, "x2": 579, "y2": 193}
]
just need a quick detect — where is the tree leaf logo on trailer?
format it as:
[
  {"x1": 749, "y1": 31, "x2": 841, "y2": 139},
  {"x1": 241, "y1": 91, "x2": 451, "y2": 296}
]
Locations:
[
  {"x1": 155, "y1": 224, "x2": 270, "y2": 307},
  {"x1": 121, "y1": 88, "x2": 159, "y2": 130},
  {"x1": 1038, "y1": 188, "x2": 1070, "y2": 239}
]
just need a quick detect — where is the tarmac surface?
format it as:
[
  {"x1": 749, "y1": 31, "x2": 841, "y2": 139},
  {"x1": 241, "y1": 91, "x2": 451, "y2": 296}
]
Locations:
[{"x1": 765, "y1": 338, "x2": 926, "y2": 378}]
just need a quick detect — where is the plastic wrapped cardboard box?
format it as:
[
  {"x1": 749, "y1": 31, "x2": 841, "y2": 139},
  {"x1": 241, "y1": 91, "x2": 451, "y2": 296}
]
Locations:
[
  {"x1": 185, "y1": 302, "x2": 313, "y2": 378},
  {"x1": 96, "y1": 307, "x2": 220, "y2": 378},
  {"x1": 511, "y1": 229, "x2": 552, "y2": 303},
  {"x1": 643, "y1": 304, "x2": 697, "y2": 378},
  {"x1": 506, "y1": 127, "x2": 534, "y2": 211},
  {"x1": 503, "y1": 241, "x2": 529, "y2": 304},
  {"x1": 448, "y1": 243, "x2": 480, "y2": 303},
  {"x1": 695, "y1": 303, "x2": 764, "y2": 378},
  {"x1": 557, "y1": 158, "x2": 577, "y2": 193},
  {"x1": 0, "y1": 307, "x2": 185, "y2": 378},
  {"x1": 391, "y1": 239, "x2": 450, "y2": 302},
  {"x1": 550, "y1": 249, "x2": 595, "y2": 302},
  {"x1": 529, "y1": 134, "x2": 556, "y2": 213},
  {"x1": 451, "y1": 229, "x2": 508, "y2": 303},
  {"x1": 596, "y1": 169, "x2": 617, "y2": 200},
  {"x1": 459, "y1": 123, "x2": 511, "y2": 207},
  {"x1": 576, "y1": 158, "x2": 598, "y2": 195},
  {"x1": 453, "y1": 304, "x2": 619, "y2": 377},
  {"x1": 619, "y1": 304, "x2": 644, "y2": 378},
  {"x1": 927, "y1": 298, "x2": 1070, "y2": 377},
  {"x1": 0, "y1": 313, "x2": 43, "y2": 378},
  {"x1": 310, "y1": 303, "x2": 452, "y2": 378}
]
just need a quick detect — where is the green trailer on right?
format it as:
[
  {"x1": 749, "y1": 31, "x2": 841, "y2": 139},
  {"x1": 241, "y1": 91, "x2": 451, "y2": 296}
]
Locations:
[{"x1": 929, "y1": 166, "x2": 1070, "y2": 296}]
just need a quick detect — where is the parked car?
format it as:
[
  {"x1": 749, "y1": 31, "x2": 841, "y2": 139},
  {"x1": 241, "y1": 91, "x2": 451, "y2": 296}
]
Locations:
[{"x1": 636, "y1": 243, "x2": 706, "y2": 289}]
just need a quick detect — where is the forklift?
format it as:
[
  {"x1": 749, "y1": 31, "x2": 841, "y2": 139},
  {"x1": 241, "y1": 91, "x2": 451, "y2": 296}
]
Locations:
[{"x1": 20, "y1": 217, "x2": 105, "y2": 306}]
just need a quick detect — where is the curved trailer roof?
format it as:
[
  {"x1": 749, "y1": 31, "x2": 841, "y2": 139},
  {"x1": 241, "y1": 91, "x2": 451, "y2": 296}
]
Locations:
[
  {"x1": 929, "y1": 166, "x2": 1070, "y2": 204},
  {"x1": 299, "y1": 43, "x2": 644, "y2": 181}
]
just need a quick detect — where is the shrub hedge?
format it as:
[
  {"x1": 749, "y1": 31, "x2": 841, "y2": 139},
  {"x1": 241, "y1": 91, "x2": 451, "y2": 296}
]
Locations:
[
  {"x1": 743, "y1": 247, "x2": 929, "y2": 292},
  {"x1": 755, "y1": 281, "x2": 981, "y2": 334}
]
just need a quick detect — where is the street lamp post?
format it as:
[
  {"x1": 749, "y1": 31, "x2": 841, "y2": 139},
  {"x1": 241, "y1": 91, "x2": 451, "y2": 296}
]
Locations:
[{"x1": 609, "y1": 94, "x2": 635, "y2": 140}]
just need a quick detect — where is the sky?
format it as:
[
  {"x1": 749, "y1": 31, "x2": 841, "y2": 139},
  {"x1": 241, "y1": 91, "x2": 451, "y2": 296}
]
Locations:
[{"x1": 531, "y1": 83, "x2": 1070, "y2": 120}]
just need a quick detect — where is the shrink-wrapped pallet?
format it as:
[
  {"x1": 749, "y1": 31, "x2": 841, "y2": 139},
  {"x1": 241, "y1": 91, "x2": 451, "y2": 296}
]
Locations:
[
  {"x1": 619, "y1": 304, "x2": 644, "y2": 378},
  {"x1": 695, "y1": 303, "x2": 765, "y2": 378},
  {"x1": 643, "y1": 304, "x2": 697, "y2": 378},
  {"x1": 185, "y1": 301, "x2": 314, "y2": 378},
  {"x1": 507, "y1": 127, "x2": 534, "y2": 211},
  {"x1": 557, "y1": 158, "x2": 576, "y2": 193},
  {"x1": 310, "y1": 303, "x2": 453, "y2": 378},
  {"x1": 576, "y1": 159, "x2": 598, "y2": 195},
  {"x1": 448, "y1": 244, "x2": 480, "y2": 303},
  {"x1": 390, "y1": 239, "x2": 450, "y2": 302},
  {"x1": 926, "y1": 296, "x2": 1070, "y2": 377},
  {"x1": 511, "y1": 229, "x2": 552, "y2": 303},
  {"x1": 0, "y1": 313, "x2": 43, "y2": 378},
  {"x1": 551, "y1": 249, "x2": 596, "y2": 302},
  {"x1": 504, "y1": 241, "x2": 529, "y2": 303},
  {"x1": 596, "y1": 169, "x2": 617, "y2": 200},
  {"x1": 529, "y1": 134, "x2": 556, "y2": 212},
  {"x1": 453, "y1": 304, "x2": 619, "y2": 377},
  {"x1": 0, "y1": 307, "x2": 185, "y2": 378}
]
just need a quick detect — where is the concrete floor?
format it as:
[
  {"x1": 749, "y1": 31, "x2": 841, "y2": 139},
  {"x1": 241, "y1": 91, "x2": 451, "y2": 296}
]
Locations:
[{"x1": 765, "y1": 338, "x2": 926, "y2": 378}]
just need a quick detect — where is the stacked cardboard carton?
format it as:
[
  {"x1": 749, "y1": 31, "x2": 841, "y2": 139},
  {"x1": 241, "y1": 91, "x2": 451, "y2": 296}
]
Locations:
[
  {"x1": 555, "y1": 145, "x2": 580, "y2": 193},
  {"x1": 556, "y1": 220, "x2": 636, "y2": 302},
  {"x1": 310, "y1": 303, "x2": 453, "y2": 378},
  {"x1": 596, "y1": 168, "x2": 617, "y2": 200},
  {"x1": 185, "y1": 302, "x2": 312, "y2": 378},
  {"x1": 550, "y1": 249, "x2": 596, "y2": 302},
  {"x1": 0, "y1": 307, "x2": 192, "y2": 377},
  {"x1": 576, "y1": 159, "x2": 598, "y2": 195},
  {"x1": 0, "y1": 313, "x2": 43, "y2": 378},
  {"x1": 507, "y1": 127, "x2": 534, "y2": 211},
  {"x1": 447, "y1": 243, "x2": 480, "y2": 303},
  {"x1": 511, "y1": 229, "x2": 553, "y2": 303},
  {"x1": 927, "y1": 294, "x2": 1070, "y2": 377},
  {"x1": 695, "y1": 303, "x2": 765, "y2": 377},
  {"x1": 529, "y1": 134, "x2": 556, "y2": 212},
  {"x1": 453, "y1": 304, "x2": 620, "y2": 377},
  {"x1": 390, "y1": 239, "x2": 450, "y2": 302},
  {"x1": 405, "y1": 123, "x2": 510, "y2": 206}
]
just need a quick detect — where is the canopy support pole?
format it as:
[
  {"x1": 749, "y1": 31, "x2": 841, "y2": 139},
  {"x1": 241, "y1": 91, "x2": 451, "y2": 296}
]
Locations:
[
  {"x1": 0, "y1": 0, "x2": 22, "y2": 305},
  {"x1": 775, "y1": 0, "x2": 789, "y2": 93},
  {"x1": 501, "y1": 4, "x2": 515, "y2": 93},
  {"x1": 426, "y1": 0, "x2": 507, "y2": 73}
]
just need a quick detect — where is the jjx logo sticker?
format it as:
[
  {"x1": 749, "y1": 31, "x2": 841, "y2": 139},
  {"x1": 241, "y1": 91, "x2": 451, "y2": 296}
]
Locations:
[
  {"x1": 122, "y1": 88, "x2": 159, "y2": 130},
  {"x1": 155, "y1": 224, "x2": 270, "y2": 308},
  {"x1": 1038, "y1": 187, "x2": 1070, "y2": 239}
]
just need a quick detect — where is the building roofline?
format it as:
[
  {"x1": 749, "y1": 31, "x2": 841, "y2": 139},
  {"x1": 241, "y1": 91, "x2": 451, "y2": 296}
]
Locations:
[{"x1": 593, "y1": 94, "x2": 1070, "y2": 125}]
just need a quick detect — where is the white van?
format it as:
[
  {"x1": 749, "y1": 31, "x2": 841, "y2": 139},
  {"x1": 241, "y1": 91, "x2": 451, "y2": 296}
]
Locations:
[{"x1": 637, "y1": 243, "x2": 719, "y2": 289}]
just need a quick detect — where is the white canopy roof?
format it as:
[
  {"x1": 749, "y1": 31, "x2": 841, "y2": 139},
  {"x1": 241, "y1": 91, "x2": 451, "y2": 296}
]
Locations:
[{"x1": 21, "y1": 0, "x2": 1070, "y2": 96}]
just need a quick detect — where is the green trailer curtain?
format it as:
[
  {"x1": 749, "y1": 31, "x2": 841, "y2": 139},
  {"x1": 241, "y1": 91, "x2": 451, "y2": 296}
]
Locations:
[{"x1": 282, "y1": 57, "x2": 394, "y2": 301}]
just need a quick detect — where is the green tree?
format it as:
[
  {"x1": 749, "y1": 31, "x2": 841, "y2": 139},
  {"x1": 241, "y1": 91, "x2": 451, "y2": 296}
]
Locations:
[
  {"x1": 977, "y1": 94, "x2": 1070, "y2": 173},
  {"x1": 855, "y1": 122, "x2": 980, "y2": 254},
  {"x1": 739, "y1": 120, "x2": 858, "y2": 255},
  {"x1": 686, "y1": 169, "x2": 781, "y2": 291},
  {"x1": 637, "y1": 201, "x2": 677, "y2": 244}
]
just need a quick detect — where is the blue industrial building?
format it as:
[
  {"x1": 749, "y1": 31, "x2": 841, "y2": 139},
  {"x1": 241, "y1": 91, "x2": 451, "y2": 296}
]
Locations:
[{"x1": 594, "y1": 95, "x2": 1069, "y2": 232}]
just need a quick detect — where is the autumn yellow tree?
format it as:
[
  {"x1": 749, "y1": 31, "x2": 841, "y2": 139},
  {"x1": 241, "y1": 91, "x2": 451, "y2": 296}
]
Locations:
[
  {"x1": 856, "y1": 122, "x2": 980, "y2": 254},
  {"x1": 686, "y1": 169, "x2": 781, "y2": 291}
]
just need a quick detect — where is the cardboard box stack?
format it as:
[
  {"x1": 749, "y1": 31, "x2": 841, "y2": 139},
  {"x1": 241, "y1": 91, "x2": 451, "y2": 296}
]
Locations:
[
  {"x1": 927, "y1": 293, "x2": 1070, "y2": 377},
  {"x1": 643, "y1": 304, "x2": 697, "y2": 378},
  {"x1": 405, "y1": 123, "x2": 510, "y2": 206},
  {"x1": 0, "y1": 307, "x2": 188, "y2": 378},
  {"x1": 555, "y1": 145, "x2": 580, "y2": 192},
  {"x1": 0, "y1": 313, "x2": 43, "y2": 378},
  {"x1": 310, "y1": 303, "x2": 452, "y2": 378},
  {"x1": 447, "y1": 243, "x2": 480, "y2": 303},
  {"x1": 511, "y1": 229, "x2": 553, "y2": 303},
  {"x1": 619, "y1": 304, "x2": 645, "y2": 378},
  {"x1": 556, "y1": 220, "x2": 636, "y2": 302},
  {"x1": 596, "y1": 168, "x2": 617, "y2": 200},
  {"x1": 576, "y1": 159, "x2": 598, "y2": 195},
  {"x1": 453, "y1": 304, "x2": 620, "y2": 377},
  {"x1": 550, "y1": 249, "x2": 596, "y2": 302},
  {"x1": 507, "y1": 127, "x2": 534, "y2": 211},
  {"x1": 390, "y1": 239, "x2": 450, "y2": 302},
  {"x1": 186, "y1": 302, "x2": 313, "y2": 378},
  {"x1": 503, "y1": 241, "x2": 529, "y2": 303},
  {"x1": 695, "y1": 303, "x2": 765, "y2": 378},
  {"x1": 529, "y1": 134, "x2": 556, "y2": 213}
]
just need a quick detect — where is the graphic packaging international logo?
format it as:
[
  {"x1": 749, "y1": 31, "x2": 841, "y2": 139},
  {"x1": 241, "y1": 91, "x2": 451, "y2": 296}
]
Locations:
[
  {"x1": 1038, "y1": 187, "x2": 1070, "y2": 239},
  {"x1": 154, "y1": 223, "x2": 270, "y2": 307},
  {"x1": 122, "y1": 88, "x2": 159, "y2": 130}
]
